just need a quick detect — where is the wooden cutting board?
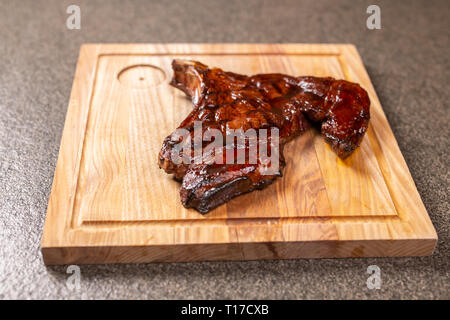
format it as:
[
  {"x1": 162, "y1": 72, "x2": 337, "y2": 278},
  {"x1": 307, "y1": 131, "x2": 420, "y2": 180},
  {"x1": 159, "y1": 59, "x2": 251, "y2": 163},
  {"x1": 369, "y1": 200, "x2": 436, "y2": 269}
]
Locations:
[{"x1": 41, "y1": 44, "x2": 437, "y2": 265}]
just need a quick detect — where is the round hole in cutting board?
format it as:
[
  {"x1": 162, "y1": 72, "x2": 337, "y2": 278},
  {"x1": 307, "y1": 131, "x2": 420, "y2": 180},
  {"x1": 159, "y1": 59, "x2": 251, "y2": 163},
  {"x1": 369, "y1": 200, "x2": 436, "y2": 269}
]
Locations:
[{"x1": 117, "y1": 64, "x2": 166, "y2": 88}]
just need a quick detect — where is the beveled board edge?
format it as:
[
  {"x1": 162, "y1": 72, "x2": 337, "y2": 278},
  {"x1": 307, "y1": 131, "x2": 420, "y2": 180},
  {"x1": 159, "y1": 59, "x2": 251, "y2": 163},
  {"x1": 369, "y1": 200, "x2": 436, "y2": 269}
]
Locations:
[{"x1": 42, "y1": 239, "x2": 437, "y2": 265}]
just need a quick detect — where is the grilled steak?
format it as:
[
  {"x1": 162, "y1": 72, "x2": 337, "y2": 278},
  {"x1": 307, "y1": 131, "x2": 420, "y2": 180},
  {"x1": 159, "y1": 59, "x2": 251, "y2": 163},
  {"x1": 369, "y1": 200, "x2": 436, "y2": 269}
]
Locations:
[{"x1": 159, "y1": 60, "x2": 370, "y2": 213}]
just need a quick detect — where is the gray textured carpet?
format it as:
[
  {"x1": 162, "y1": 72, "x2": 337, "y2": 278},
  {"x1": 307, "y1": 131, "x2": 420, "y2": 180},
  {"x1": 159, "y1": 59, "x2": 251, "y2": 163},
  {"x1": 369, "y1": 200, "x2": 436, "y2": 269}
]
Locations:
[{"x1": 0, "y1": 0, "x2": 448, "y2": 299}]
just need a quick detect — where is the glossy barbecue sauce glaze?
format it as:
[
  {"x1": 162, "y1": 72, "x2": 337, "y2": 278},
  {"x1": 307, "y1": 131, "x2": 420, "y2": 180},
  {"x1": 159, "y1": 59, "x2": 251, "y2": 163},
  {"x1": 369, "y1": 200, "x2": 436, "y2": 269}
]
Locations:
[{"x1": 159, "y1": 60, "x2": 370, "y2": 213}]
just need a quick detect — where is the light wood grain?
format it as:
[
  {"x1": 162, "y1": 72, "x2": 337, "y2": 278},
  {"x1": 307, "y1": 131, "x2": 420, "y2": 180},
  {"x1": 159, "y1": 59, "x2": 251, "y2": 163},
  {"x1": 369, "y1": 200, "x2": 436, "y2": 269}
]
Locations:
[{"x1": 41, "y1": 44, "x2": 437, "y2": 265}]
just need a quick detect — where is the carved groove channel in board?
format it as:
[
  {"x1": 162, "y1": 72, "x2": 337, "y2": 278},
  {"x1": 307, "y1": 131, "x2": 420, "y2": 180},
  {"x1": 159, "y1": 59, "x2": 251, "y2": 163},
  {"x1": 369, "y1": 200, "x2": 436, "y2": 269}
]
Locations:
[{"x1": 71, "y1": 53, "x2": 398, "y2": 229}]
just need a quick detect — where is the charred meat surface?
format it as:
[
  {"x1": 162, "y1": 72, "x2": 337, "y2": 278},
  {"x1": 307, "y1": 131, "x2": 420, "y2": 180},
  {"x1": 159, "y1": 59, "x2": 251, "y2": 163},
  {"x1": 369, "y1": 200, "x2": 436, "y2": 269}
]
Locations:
[{"x1": 159, "y1": 60, "x2": 370, "y2": 213}]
